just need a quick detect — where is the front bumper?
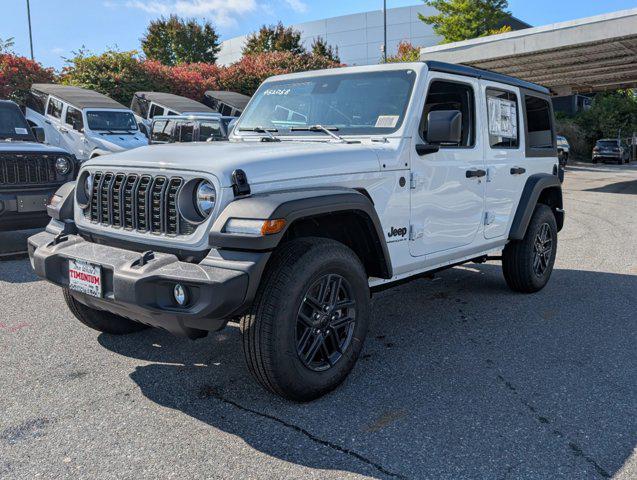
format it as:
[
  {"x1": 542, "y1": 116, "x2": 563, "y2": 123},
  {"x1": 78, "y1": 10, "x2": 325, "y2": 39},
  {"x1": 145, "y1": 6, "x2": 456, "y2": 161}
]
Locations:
[
  {"x1": 28, "y1": 230, "x2": 265, "y2": 337},
  {"x1": 0, "y1": 189, "x2": 55, "y2": 232}
]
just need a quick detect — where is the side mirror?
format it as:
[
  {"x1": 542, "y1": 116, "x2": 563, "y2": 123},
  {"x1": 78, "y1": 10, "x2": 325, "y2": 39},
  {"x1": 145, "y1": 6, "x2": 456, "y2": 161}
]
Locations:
[
  {"x1": 426, "y1": 110, "x2": 462, "y2": 145},
  {"x1": 32, "y1": 126, "x2": 46, "y2": 143}
]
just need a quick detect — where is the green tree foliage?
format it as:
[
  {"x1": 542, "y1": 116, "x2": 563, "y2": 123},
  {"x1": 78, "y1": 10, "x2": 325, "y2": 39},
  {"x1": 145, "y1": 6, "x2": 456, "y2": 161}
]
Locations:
[
  {"x1": 141, "y1": 15, "x2": 220, "y2": 66},
  {"x1": 243, "y1": 22, "x2": 305, "y2": 56},
  {"x1": 61, "y1": 50, "x2": 166, "y2": 104},
  {"x1": 311, "y1": 37, "x2": 340, "y2": 63},
  {"x1": 385, "y1": 41, "x2": 421, "y2": 63},
  {"x1": 0, "y1": 37, "x2": 15, "y2": 53},
  {"x1": 420, "y1": 0, "x2": 511, "y2": 43},
  {"x1": 574, "y1": 91, "x2": 637, "y2": 145}
]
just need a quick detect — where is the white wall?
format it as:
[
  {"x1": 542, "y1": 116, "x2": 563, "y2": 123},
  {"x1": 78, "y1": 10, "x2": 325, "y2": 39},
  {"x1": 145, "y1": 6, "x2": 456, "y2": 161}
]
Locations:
[{"x1": 217, "y1": 4, "x2": 441, "y2": 66}]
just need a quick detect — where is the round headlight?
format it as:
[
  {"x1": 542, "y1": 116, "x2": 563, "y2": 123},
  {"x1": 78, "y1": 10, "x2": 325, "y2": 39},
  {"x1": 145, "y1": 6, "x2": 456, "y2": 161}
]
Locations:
[
  {"x1": 195, "y1": 181, "x2": 216, "y2": 217},
  {"x1": 84, "y1": 174, "x2": 94, "y2": 198},
  {"x1": 55, "y1": 157, "x2": 71, "y2": 175}
]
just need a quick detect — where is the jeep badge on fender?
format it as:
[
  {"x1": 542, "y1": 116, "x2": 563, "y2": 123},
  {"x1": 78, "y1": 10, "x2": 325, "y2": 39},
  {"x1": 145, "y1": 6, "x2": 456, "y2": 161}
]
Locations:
[{"x1": 29, "y1": 61, "x2": 563, "y2": 402}]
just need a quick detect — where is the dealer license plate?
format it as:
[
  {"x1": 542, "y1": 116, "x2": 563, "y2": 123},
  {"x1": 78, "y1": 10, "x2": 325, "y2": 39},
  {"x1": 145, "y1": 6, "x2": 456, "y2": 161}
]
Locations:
[{"x1": 68, "y1": 259, "x2": 102, "y2": 298}]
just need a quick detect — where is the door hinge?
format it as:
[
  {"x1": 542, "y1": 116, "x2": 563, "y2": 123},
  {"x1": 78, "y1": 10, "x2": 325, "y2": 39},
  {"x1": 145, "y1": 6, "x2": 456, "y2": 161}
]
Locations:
[
  {"x1": 484, "y1": 212, "x2": 495, "y2": 225},
  {"x1": 410, "y1": 172, "x2": 424, "y2": 190},
  {"x1": 409, "y1": 224, "x2": 424, "y2": 240},
  {"x1": 486, "y1": 168, "x2": 493, "y2": 183}
]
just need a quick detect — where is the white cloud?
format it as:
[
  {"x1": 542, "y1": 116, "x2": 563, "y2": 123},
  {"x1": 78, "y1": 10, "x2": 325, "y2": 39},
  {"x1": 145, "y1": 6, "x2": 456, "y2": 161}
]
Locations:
[
  {"x1": 282, "y1": 0, "x2": 307, "y2": 13},
  {"x1": 118, "y1": 0, "x2": 258, "y2": 27}
]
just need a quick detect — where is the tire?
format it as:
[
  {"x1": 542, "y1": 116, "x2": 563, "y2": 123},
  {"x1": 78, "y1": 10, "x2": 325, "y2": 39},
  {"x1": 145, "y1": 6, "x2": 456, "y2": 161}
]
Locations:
[
  {"x1": 240, "y1": 238, "x2": 370, "y2": 402},
  {"x1": 63, "y1": 288, "x2": 149, "y2": 335},
  {"x1": 502, "y1": 204, "x2": 558, "y2": 293}
]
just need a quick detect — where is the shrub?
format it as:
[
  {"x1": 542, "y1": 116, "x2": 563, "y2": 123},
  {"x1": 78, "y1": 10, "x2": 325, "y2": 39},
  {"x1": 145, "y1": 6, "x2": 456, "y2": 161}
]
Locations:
[
  {"x1": 385, "y1": 41, "x2": 421, "y2": 63},
  {"x1": 219, "y1": 51, "x2": 341, "y2": 96},
  {"x1": 61, "y1": 50, "x2": 166, "y2": 105},
  {"x1": 0, "y1": 53, "x2": 55, "y2": 105}
]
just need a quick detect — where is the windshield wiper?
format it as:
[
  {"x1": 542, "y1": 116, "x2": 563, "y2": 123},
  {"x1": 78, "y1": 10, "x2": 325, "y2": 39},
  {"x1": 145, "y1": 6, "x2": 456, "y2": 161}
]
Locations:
[
  {"x1": 238, "y1": 126, "x2": 280, "y2": 142},
  {"x1": 290, "y1": 125, "x2": 346, "y2": 143}
]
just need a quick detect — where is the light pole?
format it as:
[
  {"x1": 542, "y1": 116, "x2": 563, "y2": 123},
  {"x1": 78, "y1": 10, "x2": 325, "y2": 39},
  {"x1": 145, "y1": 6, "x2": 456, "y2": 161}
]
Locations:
[
  {"x1": 26, "y1": 0, "x2": 34, "y2": 60},
  {"x1": 383, "y1": 0, "x2": 387, "y2": 62}
]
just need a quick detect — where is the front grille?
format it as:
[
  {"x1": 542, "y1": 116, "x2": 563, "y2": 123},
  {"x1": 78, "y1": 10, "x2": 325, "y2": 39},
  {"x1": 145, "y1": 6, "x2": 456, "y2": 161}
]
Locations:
[
  {"x1": 86, "y1": 171, "x2": 190, "y2": 236},
  {"x1": 0, "y1": 154, "x2": 60, "y2": 186}
]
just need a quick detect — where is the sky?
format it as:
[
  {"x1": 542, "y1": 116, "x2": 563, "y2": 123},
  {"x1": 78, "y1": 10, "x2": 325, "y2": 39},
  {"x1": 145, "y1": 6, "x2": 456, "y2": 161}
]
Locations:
[{"x1": 2, "y1": 0, "x2": 637, "y2": 70}]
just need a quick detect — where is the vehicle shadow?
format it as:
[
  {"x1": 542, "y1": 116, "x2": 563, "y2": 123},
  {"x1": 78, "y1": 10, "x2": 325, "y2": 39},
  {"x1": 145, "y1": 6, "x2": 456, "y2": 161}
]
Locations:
[
  {"x1": 0, "y1": 229, "x2": 41, "y2": 283},
  {"x1": 585, "y1": 178, "x2": 637, "y2": 195},
  {"x1": 98, "y1": 264, "x2": 637, "y2": 479}
]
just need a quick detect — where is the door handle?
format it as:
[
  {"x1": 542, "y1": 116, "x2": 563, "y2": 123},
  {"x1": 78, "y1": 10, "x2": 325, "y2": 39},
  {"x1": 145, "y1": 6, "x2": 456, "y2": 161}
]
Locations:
[
  {"x1": 510, "y1": 167, "x2": 526, "y2": 175},
  {"x1": 58, "y1": 127, "x2": 68, "y2": 133},
  {"x1": 44, "y1": 119, "x2": 51, "y2": 125},
  {"x1": 466, "y1": 169, "x2": 487, "y2": 178}
]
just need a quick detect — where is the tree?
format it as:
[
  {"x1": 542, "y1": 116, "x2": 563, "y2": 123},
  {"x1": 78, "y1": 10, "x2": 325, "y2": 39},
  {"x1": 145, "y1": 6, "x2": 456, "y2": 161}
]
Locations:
[
  {"x1": 243, "y1": 22, "x2": 305, "y2": 56},
  {"x1": 385, "y1": 41, "x2": 421, "y2": 63},
  {"x1": 311, "y1": 37, "x2": 340, "y2": 63},
  {"x1": 0, "y1": 36, "x2": 15, "y2": 53},
  {"x1": 0, "y1": 53, "x2": 55, "y2": 105},
  {"x1": 574, "y1": 91, "x2": 637, "y2": 146},
  {"x1": 419, "y1": 0, "x2": 511, "y2": 44},
  {"x1": 141, "y1": 15, "x2": 220, "y2": 66}
]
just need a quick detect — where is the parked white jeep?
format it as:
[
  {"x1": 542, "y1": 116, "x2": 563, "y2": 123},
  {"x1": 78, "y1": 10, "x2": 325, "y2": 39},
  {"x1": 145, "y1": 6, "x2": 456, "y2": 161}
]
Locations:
[
  {"x1": 26, "y1": 84, "x2": 148, "y2": 161},
  {"x1": 29, "y1": 62, "x2": 564, "y2": 401}
]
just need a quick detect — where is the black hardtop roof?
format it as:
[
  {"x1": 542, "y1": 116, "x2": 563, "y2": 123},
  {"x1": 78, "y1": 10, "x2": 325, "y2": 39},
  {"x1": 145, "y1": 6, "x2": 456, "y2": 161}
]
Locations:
[
  {"x1": 134, "y1": 92, "x2": 214, "y2": 113},
  {"x1": 424, "y1": 61, "x2": 551, "y2": 95},
  {"x1": 31, "y1": 84, "x2": 127, "y2": 110},
  {"x1": 203, "y1": 90, "x2": 251, "y2": 110}
]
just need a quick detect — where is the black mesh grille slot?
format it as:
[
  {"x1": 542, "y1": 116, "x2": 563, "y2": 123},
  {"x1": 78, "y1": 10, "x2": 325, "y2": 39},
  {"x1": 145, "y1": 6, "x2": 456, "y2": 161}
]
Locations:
[
  {"x1": 83, "y1": 171, "x2": 195, "y2": 236},
  {"x1": 150, "y1": 176, "x2": 168, "y2": 233},
  {"x1": 136, "y1": 175, "x2": 152, "y2": 232},
  {"x1": 165, "y1": 178, "x2": 183, "y2": 235},
  {"x1": 111, "y1": 174, "x2": 126, "y2": 227},
  {"x1": 100, "y1": 173, "x2": 114, "y2": 225},
  {"x1": 122, "y1": 175, "x2": 138, "y2": 229}
]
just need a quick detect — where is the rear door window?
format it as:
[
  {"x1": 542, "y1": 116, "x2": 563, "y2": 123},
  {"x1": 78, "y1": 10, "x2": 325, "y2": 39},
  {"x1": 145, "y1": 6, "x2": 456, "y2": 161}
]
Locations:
[
  {"x1": 149, "y1": 104, "x2": 165, "y2": 119},
  {"x1": 27, "y1": 90, "x2": 48, "y2": 115},
  {"x1": 486, "y1": 89, "x2": 519, "y2": 148},
  {"x1": 65, "y1": 106, "x2": 84, "y2": 131},
  {"x1": 524, "y1": 95, "x2": 553, "y2": 149},
  {"x1": 47, "y1": 97, "x2": 63, "y2": 119}
]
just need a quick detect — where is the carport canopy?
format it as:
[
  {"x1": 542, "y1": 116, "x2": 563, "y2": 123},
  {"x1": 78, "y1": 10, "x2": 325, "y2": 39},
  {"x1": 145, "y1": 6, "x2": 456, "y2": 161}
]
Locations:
[{"x1": 419, "y1": 8, "x2": 637, "y2": 95}]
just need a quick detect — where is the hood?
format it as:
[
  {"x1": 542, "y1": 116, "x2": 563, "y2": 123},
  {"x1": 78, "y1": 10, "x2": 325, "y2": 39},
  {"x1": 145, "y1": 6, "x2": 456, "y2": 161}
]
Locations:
[
  {"x1": 0, "y1": 141, "x2": 69, "y2": 155},
  {"x1": 85, "y1": 140, "x2": 382, "y2": 187},
  {"x1": 92, "y1": 133, "x2": 148, "y2": 152}
]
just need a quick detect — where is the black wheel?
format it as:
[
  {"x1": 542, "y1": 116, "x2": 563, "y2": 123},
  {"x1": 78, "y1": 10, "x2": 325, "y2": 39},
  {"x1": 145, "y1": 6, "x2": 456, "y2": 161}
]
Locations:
[
  {"x1": 240, "y1": 238, "x2": 370, "y2": 401},
  {"x1": 502, "y1": 204, "x2": 558, "y2": 293},
  {"x1": 63, "y1": 288, "x2": 149, "y2": 334}
]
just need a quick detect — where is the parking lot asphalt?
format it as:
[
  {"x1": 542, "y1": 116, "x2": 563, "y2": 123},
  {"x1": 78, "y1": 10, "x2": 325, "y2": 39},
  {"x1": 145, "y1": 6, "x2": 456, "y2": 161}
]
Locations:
[{"x1": 1, "y1": 161, "x2": 636, "y2": 479}]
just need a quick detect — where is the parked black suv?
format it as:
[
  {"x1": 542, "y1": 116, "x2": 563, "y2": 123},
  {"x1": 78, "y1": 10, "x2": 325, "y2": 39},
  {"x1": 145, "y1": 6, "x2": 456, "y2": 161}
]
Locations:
[{"x1": 0, "y1": 100, "x2": 77, "y2": 231}]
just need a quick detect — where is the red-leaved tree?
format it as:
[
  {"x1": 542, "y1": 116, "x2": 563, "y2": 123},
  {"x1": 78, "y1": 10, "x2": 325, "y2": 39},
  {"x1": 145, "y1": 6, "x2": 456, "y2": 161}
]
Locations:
[{"x1": 0, "y1": 53, "x2": 56, "y2": 104}]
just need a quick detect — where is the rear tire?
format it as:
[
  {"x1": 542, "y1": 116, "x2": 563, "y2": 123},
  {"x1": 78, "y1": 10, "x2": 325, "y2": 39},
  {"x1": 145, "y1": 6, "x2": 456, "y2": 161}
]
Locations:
[
  {"x1": 240, "y1": 238, "x2": 370, "y2": 402},
  {"x1": 63, "y1": 288, "x2": 149, "y2": 335},
  {"x1": 502, "y1": 204, "x2": 558, "y2": 293}
]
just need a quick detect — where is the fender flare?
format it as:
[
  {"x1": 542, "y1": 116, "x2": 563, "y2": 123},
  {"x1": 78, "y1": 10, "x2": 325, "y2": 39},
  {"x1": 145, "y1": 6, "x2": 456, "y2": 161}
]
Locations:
[
  {"x1": 209, "y1": 187, "x2": 392, "y2": 277},
  {"x1": 509, "y1": 173, "x2": 564, "y2": 241}
]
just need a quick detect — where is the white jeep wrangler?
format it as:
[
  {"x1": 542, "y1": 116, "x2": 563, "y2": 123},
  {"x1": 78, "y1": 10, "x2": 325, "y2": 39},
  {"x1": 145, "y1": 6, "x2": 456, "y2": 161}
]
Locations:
[{"x1": 29, "y1": 62, "x2": 564, "y2": 401}]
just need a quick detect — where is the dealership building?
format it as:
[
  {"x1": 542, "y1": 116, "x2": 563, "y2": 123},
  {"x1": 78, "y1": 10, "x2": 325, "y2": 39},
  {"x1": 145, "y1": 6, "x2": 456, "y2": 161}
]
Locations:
[{"x1": 217, "y1": 4, "x2": 530, "y2": 66}]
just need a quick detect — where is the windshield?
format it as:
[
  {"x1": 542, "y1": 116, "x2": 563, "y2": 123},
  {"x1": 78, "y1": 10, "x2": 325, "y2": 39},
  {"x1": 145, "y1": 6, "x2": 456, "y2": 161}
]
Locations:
[
  {"x1": 0, "y1": 104, "x2": 34, "y2": 141},
  {"x1": 237, "y1": 69, "x2": 416, "y2": 136},
  {"x1": 87, "y1": 111, "x2": 138, "y2": 132},
  {"x1": 597, "y1": 140, "x2": 618, "y2": 148}
]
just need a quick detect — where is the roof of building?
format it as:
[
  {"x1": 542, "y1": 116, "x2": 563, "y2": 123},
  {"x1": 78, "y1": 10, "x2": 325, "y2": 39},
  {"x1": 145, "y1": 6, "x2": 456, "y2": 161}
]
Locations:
[
  {"x1": 203, "y1": 91, "x2": 251, "y2": 111},
  {"x1": 424, "y1": 61, "x2": 551, "y2": 95},
  {"x1": 134, "y1": 92, "x2": 214, "y2": 113},
  {"x1": 31, "y1": 84, "x2": 127, "y2": 110}
]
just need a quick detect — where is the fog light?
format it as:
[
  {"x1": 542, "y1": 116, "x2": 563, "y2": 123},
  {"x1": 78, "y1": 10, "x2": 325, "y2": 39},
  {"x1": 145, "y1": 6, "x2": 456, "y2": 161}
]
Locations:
[{"x1": 173, "y1": 284, "x2": 188, "y2": 306}]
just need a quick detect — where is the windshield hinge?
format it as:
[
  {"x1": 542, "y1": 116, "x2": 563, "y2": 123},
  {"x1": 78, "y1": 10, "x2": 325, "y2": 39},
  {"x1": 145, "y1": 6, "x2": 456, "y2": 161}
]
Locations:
[{"x1": 410, "y1": 172, "x2": 424, "y2": 190}]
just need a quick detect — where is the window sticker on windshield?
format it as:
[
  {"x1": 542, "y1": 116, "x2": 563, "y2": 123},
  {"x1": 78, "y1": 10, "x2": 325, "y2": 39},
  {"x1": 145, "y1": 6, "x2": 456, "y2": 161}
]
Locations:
[
  {"x1": 488, "y1": 97, "x2": 517, "y2": 139},
  {"x1": 375, "y1": 115, "x2": 399, "y2": 128},
  {"x1": 264, "y1": 88, "x2": 291, "y2": 96},
  {"x1": 15, "y1": 127, "x2": 28, "y2": 135}
]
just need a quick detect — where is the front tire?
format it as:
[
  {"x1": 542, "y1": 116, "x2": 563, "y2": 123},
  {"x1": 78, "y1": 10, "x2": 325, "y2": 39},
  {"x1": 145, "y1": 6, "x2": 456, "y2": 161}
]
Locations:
[
  {"x1": 240, "y1": 238, "x2": 370, "y2": 402},
  {"x1": 63, "y1": 288, "x2": 149, "y2": 334},
  {"x1": 502, "y1": 204, "x2": 558, "y2": 293}
]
